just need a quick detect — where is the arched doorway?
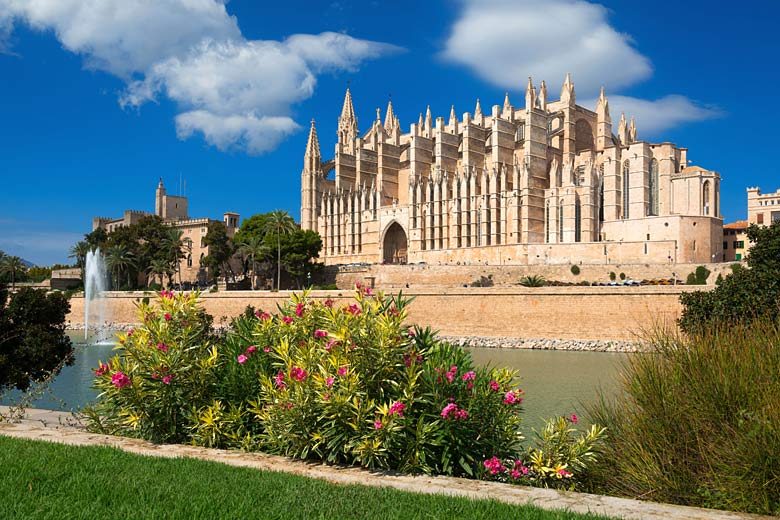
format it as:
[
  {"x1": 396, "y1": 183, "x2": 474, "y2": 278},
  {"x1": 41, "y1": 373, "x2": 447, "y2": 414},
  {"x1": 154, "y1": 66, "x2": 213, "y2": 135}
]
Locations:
[{"x1": 383, "y1": 222, "x2": 408, "y2": 264}]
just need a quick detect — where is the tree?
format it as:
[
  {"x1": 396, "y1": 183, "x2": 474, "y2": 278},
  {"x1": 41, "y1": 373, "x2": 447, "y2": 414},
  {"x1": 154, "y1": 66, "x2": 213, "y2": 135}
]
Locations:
[
  {"x1": 279, "y1": 229, "x2": 322, "y2": 288},
  {"x1": 68, "y1": 240, "x2": 90, "y2": 281},
  {"x1": 264, "y1": 210, "x2": 297, "y2": 291},
  {"x1": 237, "y1": 236, "x2": 268, "y2": 290},
  {"x1": 0, "y1": 285, "x2": 74, "y2": 392},
  {"x1": 84, "y1": 228, "x2": 108, "y2": 251},
  {"x1": 679, "y1": 221, "x2": 780, "y2": 333},
  {"x1": 0, "y1": 255, "x2": 26, "y2": 290},
  {"x1": 232, "y1": 213, "x2": 271, "y2": 246},
  {"x1": 202, "y1": 221, "x2": 235, "y2": 284},
  {"x1": 162, "y1": 228, "x2": 186, "y2": 287},
  {"x1": 104, "y1": 245, "x2": 136, "y2": 289},
  {"x1": 147, "y1": 258, "x2": 173, "y2": 288}
]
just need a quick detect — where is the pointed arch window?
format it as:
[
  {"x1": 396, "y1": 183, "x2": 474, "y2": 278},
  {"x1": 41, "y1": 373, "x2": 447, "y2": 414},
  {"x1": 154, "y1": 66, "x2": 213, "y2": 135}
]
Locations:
[
  {"x1": 558, "y1": 201, "x2": 564, "y2": 243},
  {"x1": 622, "y1": 160, "x2": 630, "y2": 219},
  {"x1": 574, "y1": 197, "x2": 582, "y2": 243},
  {"x1": 649, "y1": 158, "x2": 659, "y2": 216},
  {"x1": 703, "y1": 181, "x2": 711, "y2": 216},
  {"x1": 545, "y1": 201, "x2": 551, "y2": 243}
]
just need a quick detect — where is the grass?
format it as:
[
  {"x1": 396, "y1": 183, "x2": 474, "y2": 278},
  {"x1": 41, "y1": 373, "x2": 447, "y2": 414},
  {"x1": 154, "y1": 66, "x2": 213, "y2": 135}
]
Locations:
[{"x1": 0, "y1": 436, "x2": 614, "y2": 520}]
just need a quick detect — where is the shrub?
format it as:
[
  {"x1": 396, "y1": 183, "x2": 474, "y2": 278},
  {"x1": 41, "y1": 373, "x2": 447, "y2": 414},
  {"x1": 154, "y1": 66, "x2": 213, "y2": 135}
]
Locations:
[
  {"x1": 609, "y1": 272, "x2": 616, "y2": 281},
  {"x1": 470, "y1": 275, "x2": 494, "y2": 287},
  {"x1": 686, "y1": 265, "x2": 711, "y2": 286},
  {"x1": 619, "y1": 272, "x2": 626, "y2": 281},
  {"x1": 570, "y1": 265, "x2": 580, "y2": 276},
  {"x1": 588, "y1": 323, "x2": 780, "y2": 515},
  {"x1": 518, "y1": 275, "x2": 546, "y2": 287}
]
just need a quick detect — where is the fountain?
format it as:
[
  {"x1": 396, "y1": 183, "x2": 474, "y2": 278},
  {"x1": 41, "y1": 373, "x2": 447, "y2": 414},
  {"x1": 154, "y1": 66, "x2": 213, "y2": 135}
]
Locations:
[{"x1": 83, "y1": 248, "x2": 110, "y2": 342}]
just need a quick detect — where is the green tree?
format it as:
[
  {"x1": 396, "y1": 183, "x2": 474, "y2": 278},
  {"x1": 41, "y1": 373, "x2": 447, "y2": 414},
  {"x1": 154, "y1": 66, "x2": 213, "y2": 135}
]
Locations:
[
  {"x1": 147, "y1": 258, "x2": 173, "y2": 288},
  {"x1": 278, "y1": 229, "x2": 322, "y2": 288},
  {"x1": 104, "y1": 245, "x2": 136, "y2": 289},
  {"x1": 84, "y1": 228, "x2": 108, "y2": 251},
  {"x1": 237, "y1": 236, "x2": 268, "y2": 290},
  {"x1": 0, "y1": 285, "x2": 74, "y2": 392},
  {"x1": 68, "y1": 241, "x2": 91, "y2": 281},
  {"x1": 202, "y1": 221, "x2": 235, "y2": 284},
  {"x1": 162, "y1": 228, "x2": 186, "y2": 287},
  {"x1": 232, "y1": 213, "x2": 271, "y2": 246},
  {"x1": 264, "y1": 210, "x2": 297, "y2": 291},
  {"x1": 0, "y1": 255, "x2": 26, "y2": 290}
]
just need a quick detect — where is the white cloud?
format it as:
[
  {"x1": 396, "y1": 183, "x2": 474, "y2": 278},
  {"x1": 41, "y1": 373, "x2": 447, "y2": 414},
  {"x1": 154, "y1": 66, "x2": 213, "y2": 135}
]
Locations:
[
  {"x1": 442, "y1": 0, "x2": 651, "y2": 97},
  {"x1": 0, "y1": 1, "x2": 400, "y2": 154}
]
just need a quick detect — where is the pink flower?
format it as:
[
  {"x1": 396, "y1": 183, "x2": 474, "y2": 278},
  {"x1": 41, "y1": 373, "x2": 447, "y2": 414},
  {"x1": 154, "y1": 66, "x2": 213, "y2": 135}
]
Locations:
[
  {"x1": 489, "y1": 380, "x2": 500, "y2": 391},
  {"x1": 483, "y1": 457, "x2": 505, "y2": 475},
  {"x1": 164, "y1": 313, "x2": 172, "y2": 321},
  {"x1": 282, "y1": 316, "x2": 294, "y2": 324},
  {"x1": 355, "y1": 281, "x2": 362, "y2": 290},
  {"x1": 467, "y1": 381, "x2": 473, "y2": 389},
  {"x1": 503, "y1": 391, "x2": 522, "y2": 405},
  {"x1": 364, "y1": 287, "x2": 372, "y2": 296},
  {"x1": 325, "y1": 377, "x2": 334, "y2": 387},
  {"x1": 263, "y1": 346, "x2": 271, "y2": 353},
  {"x1": 157, "y1": 343, "x2": 169, "y2": 352},
  {"x1": 347, "y1": 304, "x2": 361, "y2": 315},
  {"x1": 325, "y1": 339, "x2": 338, "y2": 350},
  {"x1": 445, "y1": 366, "x2": 458, "y2": 383},
  {"x1": 295, "y1": 302, "x2": 304, "y2": 317},
  {"x1": 127, "y1": 328, "x2": 134, "y2": 336},
  {"x1": 374, "y1": 420, "x2": 382, "y2": 429},
  {"x1": 510, "y1": 469, "x2": 521, "y2": 479},
  {"x1": 324, "y1": 394, "x2": 331, "y2": 400},
  {"x1": 408, "y1": 329, "x2": 416, "y2": 337},
  {"x1": 441, "y1": 403, "x2": 458, "y2": 419},
  {"x1": 256, "y1": 311, "x2": 271, "y2": 320},
  {"x1": 388, "y1": 401, "x2": 406, "y2": 417},
  {"x1": 275, "y1": 371, "x2": 286, "y2": 389},
  {"x1": 521, "y1": 465, "x2": 529, "y2": 475},
  {"x1": 160, "y1": 290, "x2": 174, "y2": 299},
  {"x1": 337, "y1": 366, "x2": 348, "y2": 377},
  {"x1": 314, "y1": 329, "x2": 328, "y2": 338},
  {"x1": 94, "y1": 363, "x2": 110, "y2": 377},
  {"x1": 290, "y1": 366, "x2": 308, "y2": 381},
  {"x1": 557, "y1": 469, "x2": 573, "y2": 478},
  {"x1": 455, "y1": 409, "x2": 468, "y2": 419},
  {"x1": 111, "y1": 372, "x2": 131, "y2": 388},
  {"x1": 162, "y1": 375, "x2": 172, "y2": 385},
  {"x1": 324, "y1": 298, "x2": 334, "y2": 308},
  {"x1": 570, "y1": 414, "x2": 578, "y2": 424},
  {"x1": 462, "y1": 371, "x2": 476, "y2": 382},
  {"x1": 237, "y1": 354, "x2": 248, "y2": 364}
]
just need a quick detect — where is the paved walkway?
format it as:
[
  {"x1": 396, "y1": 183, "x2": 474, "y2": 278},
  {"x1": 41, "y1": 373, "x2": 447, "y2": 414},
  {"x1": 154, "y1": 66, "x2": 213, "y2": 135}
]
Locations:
[{"x1": 0, "y1": 407, "x2": 772, "y2": 520}]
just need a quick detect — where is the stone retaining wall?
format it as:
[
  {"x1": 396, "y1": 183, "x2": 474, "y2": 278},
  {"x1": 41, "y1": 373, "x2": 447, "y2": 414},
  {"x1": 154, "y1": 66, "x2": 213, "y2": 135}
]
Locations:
[{"x1": 68, "y1": 286, "x2": 700, "y2": 341}]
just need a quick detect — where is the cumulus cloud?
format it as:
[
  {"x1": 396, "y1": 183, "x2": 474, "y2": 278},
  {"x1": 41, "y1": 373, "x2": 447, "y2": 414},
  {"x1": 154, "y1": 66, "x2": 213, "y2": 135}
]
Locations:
[
  {"x1": 0, "y1": 0, "x2": 400, "y2": 154},
  {"x1": 442, "y1": 0, "x2": 721, "y2": 133},
  {"x1": 442, "y1": 0, "x2": 651, "y2": 96}
]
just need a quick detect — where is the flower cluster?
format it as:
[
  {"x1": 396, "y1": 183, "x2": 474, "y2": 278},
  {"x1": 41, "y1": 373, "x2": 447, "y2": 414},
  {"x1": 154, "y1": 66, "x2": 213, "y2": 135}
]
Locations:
[
  {"x1": 444, "y1": 365, "x2": 459, "y2": 383},
  {"x1": 94, "y1": 363, "x2": 110, "y2": 377},
  {"x1": 313, "y1": 329, "x2": 328, "y2": 339},
  {"x1": 160, "y1": 290, "x2": 175, "y2": 299},
  {"x1": 255, "y1": 311, "x2": 271, "y2": 320},
  {"x1": 441, "y1": 402, "x2": 468, "y2": 420},
  {"x1": 290, "y1": 366, "x2": 308, "y2": 381},
  {"x1": 388, "y1": 401, "x2": 406, "y2": 417},
  {"x1": 238, "y1": 345, "x2": 259, "y2": 364},
  {"x1": 503, "y1": 390, "x2": 522, "y2": 405},
  {"x1": 157, "y1": 343, "x2": 169, "y2": 353},
  {"x1": 111, "y1": 371, "x2": 131, "y2": 388},
  {"x1": 403, "y1": 351, "x2": 424, "y2": 367}
]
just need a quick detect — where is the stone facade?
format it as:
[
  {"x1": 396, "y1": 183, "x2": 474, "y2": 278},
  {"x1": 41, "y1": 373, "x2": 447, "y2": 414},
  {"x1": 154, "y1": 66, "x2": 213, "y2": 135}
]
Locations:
[
  {"x1": 722, "y1": 220, "x2": 748, "y2": 262},
  {"x1": 92, "y1": 178, "x2": 240, "y2": 284},
  {"x1": 302, "y1": 76, "x2": 723, "y2": 266},
  {"x1": 747, "y1": 186, "x2": 780, "y2": 226}
]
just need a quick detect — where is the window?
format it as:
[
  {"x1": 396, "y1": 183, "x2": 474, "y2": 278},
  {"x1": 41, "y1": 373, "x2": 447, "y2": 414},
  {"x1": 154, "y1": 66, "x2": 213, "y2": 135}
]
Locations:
[
  {"x1": 558, "y1": 202, "x2": 564, "y2": 242},
  {"x1": 622, "y1": 160, "x2": 630, "y2": 219},
  {"x1": 649, "y1": 158, "x2": 659, "y2": 216},
  {"x1": 545, "y1": 202, "x2": 550, "y2": 243},
  {"x1": 733, "y1": 241, "x2": 744, "y2": 249},
  {"x1": 773, "y1": 212, "x2": 780, "y2": 223},
  {"x1": 736, "y1": 253, "x2": 742, "y2": 260},
  {"x1": 703, "y1": 181, "x2": 710, "y2": 215},
  {"x1": 723, "y1": 241, "x2": 728, "y2": 250},
  {"x1": 758, "y1": 214, "x2": 765, "y2": 224},
  {"x1": 574, "y1": 198, "x2": 581, "y2": 243},
  {"x1": 187, "y1": 254, "x2": 192, "y2": 268}
]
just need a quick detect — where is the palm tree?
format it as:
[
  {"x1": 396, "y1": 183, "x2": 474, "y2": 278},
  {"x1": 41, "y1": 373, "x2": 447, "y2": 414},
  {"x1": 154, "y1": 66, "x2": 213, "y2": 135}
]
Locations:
[
  {"x1": 104, "y1": 245, "x2": 136, "y2": 290},
  {"x1": 237, "y1": 236, "x2": 268, "y2": 290},
  {"x1": 263, "y1": 210, "x2": 297, "y2": 291},
  {"x1": 147, "y1": 258, "x2": 173, "y2": 288},
  {"x1": 163, "y1": 228, "x2": 185, "y2": 287},
  {"x1": 0, "y1": 255, "x2": 25, "y2": 289},
  {"x1": 68, "y1": 241, "x2": 90, "y2": 281}
]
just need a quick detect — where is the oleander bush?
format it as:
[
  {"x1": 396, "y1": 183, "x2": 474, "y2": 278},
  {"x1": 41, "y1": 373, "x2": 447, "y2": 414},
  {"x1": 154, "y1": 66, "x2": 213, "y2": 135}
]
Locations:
[{"x1": 85, "y1": 287, "x2": 603, "y2": 486}]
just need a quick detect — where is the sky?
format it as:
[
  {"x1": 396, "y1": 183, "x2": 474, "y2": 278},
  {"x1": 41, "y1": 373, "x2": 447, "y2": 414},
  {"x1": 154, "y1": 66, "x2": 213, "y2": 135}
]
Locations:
[{"x1": 0, "y1": 0, "x2": 777, "y2": 265}]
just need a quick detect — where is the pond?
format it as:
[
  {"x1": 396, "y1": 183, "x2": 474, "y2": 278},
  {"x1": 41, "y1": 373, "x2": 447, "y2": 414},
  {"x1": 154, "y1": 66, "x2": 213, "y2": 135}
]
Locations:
[{"x1": 2, "y1": 332, "x2": 630, "y2": 432}]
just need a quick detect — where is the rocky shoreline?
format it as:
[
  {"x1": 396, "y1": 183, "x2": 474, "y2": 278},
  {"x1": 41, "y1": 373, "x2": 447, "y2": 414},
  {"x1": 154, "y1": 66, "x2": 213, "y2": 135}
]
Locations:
[{"x1": 68, "y1": 323, "x2": 642, "y2": 352}]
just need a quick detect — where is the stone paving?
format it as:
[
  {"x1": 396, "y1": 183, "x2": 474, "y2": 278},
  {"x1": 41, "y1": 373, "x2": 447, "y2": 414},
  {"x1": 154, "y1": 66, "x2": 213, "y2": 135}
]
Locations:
[{"x1": 0, "y1": 407, "x2": 772, "y2": 520}]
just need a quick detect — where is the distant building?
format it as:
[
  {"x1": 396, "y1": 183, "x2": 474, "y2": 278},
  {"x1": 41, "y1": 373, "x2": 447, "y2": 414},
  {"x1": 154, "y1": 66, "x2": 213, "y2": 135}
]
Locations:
[
  {"x1": 722, "y1": 220, "x2": 748, "y2": 261},
  {"x1": 302, "y1": 75, "x2": 723, "y2": 266},
  {"x1": 723, "y1": 186, "x2": 780, "y2": 262},
  {"x1": 92, "y1": 178, "x2": 239, "y2": 283}
]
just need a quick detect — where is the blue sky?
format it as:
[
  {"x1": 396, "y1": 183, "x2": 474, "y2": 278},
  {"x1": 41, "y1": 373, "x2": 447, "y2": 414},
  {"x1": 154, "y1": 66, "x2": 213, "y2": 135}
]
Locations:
[{"x1": 0, "y1": 0, "x2": 777, "y2": 265}]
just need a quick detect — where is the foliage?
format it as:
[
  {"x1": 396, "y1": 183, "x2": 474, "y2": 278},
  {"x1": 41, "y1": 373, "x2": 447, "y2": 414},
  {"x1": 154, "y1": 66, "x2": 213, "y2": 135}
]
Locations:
[
  {"x1": 85, "y1": 288, "x2": 602, "y2": 485},
  {"x1": 232, "y1": 212, "x2": 272, "y2": 246},
  {"x1": 279, "y1": 229, "x2": 323, "y2": 288},
  {"x1": 588, "y1": 322, "x2": 780, "y2": 515},
  {"x1": 0, "y1": 437, "x2": 615, "y2": 520},
  {"x1": 264, "y1": 210, "x2": 297, "y2": 291},
  {"x1": 0, "y1": 255, "x2": 26, "y2": 288},
  {"x1": 618, "y1": 272, "x2": 625, "y2": 281},
  {"x1": 236, "y1": 235, "x2": 268, "y2": 290},
  {"x1": 519, "y1": 275, "x2": 546, "y2": 287},
  {"x1": 202, "y1": 221, "x2": 235, "y2": 283},
  {"x1": 570, "y1": 265, "x2": 580, "y2": 276},
  {"x1": 609, "y1": 272, "x2": 616, "y2": 281},
  {"x1": 470, "y1": 274, "x2": 494, "y2": 287},
  {"x1": 480, "y1": 416, "x2": 605, "y2": 491},
  {"x1": 26, "y1": 266, "x2": 52, "y2": 283},
  {"x1": 0, "y1": 286, "x2": 73, "y2": 392},
  {"x1": 679, "y1": 222, "x2": 780, "y2": 333},
  {"x1": 685, "y1": 265, "x2": 710, "y2": 285}
]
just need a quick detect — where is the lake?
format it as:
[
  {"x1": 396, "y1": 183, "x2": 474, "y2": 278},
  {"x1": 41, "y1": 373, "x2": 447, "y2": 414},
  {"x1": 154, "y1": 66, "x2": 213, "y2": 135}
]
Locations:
[{"x1": 2, "y1": 331, "x2": 629, "y2": 432}]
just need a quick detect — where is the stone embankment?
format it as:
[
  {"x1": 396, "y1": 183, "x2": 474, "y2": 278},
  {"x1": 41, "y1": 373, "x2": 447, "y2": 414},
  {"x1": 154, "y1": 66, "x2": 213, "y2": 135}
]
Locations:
[{"x1": 443, "y1": 336, "x2": 642, "y2": 353}]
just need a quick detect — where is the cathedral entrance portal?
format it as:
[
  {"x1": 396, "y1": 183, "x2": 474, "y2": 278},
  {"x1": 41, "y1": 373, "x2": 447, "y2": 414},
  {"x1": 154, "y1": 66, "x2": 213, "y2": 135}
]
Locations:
[{"x1": 382, "y1": 222, "x2": 408, "y2": 264}]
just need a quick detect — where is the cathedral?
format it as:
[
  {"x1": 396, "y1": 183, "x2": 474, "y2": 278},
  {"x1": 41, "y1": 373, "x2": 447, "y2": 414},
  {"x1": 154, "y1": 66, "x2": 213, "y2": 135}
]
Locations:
[{"x1": 301, "y1": 75, "x2": 722, "y2": 266}]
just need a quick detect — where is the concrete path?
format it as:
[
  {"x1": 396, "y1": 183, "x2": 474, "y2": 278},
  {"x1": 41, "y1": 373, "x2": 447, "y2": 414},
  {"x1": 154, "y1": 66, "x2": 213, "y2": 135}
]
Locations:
[{"x1": 0, "y1": 407, "x2": 771, "y2": 520}]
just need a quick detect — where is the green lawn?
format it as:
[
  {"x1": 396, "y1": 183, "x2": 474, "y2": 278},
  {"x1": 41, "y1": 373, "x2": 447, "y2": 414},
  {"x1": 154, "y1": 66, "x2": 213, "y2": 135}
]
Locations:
[{"x1": 0, "y1": 436, "x2": 614, "y2": 520}]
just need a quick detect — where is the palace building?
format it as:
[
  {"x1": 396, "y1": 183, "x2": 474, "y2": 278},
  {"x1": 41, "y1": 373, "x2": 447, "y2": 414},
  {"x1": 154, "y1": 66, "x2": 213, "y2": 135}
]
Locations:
[{"x1": 301, "y1": 75, "x2": 723, "y2": 266}]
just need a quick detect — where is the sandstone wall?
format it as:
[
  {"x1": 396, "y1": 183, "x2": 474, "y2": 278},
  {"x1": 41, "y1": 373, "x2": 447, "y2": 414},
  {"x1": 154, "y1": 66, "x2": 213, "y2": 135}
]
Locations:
[{"x1": 68, "y1": 286, "x2": 701, "y2": 341}]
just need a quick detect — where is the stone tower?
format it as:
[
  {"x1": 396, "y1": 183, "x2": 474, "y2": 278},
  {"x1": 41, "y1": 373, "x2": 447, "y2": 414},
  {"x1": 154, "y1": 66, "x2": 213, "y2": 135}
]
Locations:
[{"x1": 301, "y1": 119, "x2": 321, "y2": 231}]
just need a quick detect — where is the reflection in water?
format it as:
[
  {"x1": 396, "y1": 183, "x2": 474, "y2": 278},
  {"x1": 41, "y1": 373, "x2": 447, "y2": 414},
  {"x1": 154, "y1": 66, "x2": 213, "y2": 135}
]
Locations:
[{"x1": 1, "y1": 332, "x2": 630, "y2": 433}]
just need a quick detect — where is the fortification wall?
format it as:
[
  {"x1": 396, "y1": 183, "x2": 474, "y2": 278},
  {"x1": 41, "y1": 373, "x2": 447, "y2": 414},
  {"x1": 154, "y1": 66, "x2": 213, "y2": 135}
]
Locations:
[{"x1": 67, "y1": 286, "x2": 701, "y2": 341}]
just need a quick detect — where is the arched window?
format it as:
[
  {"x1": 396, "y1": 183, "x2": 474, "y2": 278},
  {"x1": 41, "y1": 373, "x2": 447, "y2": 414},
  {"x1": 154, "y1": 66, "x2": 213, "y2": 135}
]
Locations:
[
  {"x1": 558, "y1": 201, "x2": 564, "y2": 242},
  {"x1": 187, "y1": 254, "x2": 192, "y2": 268},
  {"x1": 545, "y1": 201, "x2": 550, "y2": 243},
  {"x1": 703, "y1": 181, "x2": 711, "y2": 215},
  {"x1": 649, "y1": 158, "x2": 659, "y2": 216},
  {"x1": 574, "y1": 197, "x2": 582, "y2": 243},
  {"x1": 622, "y1": 160, "x2": 630, "y2": 219},
  {"x1": 598, "y1": 164, "x2": 605, "y2": 228}
]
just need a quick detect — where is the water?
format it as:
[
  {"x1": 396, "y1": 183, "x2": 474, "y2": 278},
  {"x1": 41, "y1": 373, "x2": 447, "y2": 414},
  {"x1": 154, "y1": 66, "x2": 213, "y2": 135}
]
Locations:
[
  {"x1": 2, "y1": 333, "x2": 629, "y2": 432},
  {"x1": 84, "y1": 248, "x2": 109, "y2": 342}
]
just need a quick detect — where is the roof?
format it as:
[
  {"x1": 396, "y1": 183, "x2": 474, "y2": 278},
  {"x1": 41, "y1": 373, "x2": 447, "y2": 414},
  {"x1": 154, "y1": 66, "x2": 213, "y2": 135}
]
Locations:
[
  {"x1": 723, "y1": 220, "x2": 748, "y2": 230},
  {"x1": 681, "y1": 165, "x2": 709, "y2": 173}
]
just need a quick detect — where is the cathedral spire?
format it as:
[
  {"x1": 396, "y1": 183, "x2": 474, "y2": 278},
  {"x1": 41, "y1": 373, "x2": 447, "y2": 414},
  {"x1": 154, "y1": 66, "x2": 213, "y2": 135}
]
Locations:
[
  {"x1": 596, "y1": 86, "x2": 610, "y2": 121},
  {"x1": 305, "y1": 119, "x2": 321, "y2": 159},
  {"x1": 503, "y1": 92, "x2": 512, "y2": 112},
  {"x1": 425, "y1": 105, "x2": 432, "y2": 135},
  {"x1": 560, "y1": 72, "x2": 575, "y2": 105},
  {"x1": 618, "y1": 112, "x2": 628, "y2": 145},
  {"x1": 628, "y1": 116, "x2": 637, "y2": 143},
  {"x1": 449, "y1": 105, "x2": 457, "y2": 125},
  {"x1": 474, "y1": 98, "x2": 483, "y2": 119},
  {"x1": 340, "y1": 87, "x2": 356, "y2": 124},
  {"x1": 525, "y1": 77, "x2": 536, "y2": 109},
  {"x1": 384, "y1": 99, "x2": 395, "y2": 132},
  {"x1": 337, "y1": 87, "x2": 358, "y2": 147},
  {"x1": 538, "y1": 80, "x2": 547, "y2": 110}
]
